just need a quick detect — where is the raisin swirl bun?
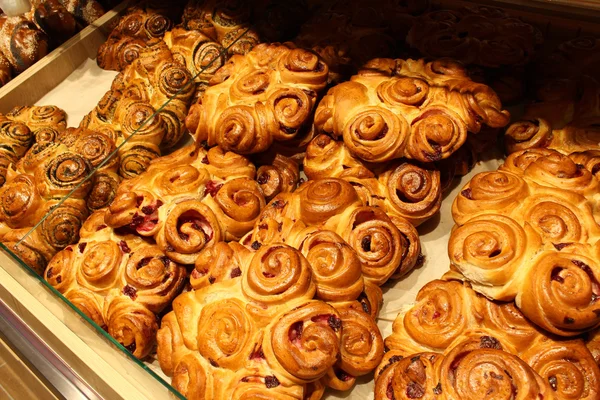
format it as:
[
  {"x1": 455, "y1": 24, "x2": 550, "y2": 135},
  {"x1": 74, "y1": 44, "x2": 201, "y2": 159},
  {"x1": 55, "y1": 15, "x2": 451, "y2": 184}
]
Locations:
[
  {"x1": 44, "y1": 211, "x2": 187, "y2": 359},
  {"x1": 188, "y1": 43, "x2": 328, "y2": 154},
  {"x1": 255, "y1": 154, "x2": 300, "y2": 202},
  {"x1": 263, "y1": 301, "x2": 342, "y2": 383},
  {"x1": 314, "y1": 57, "x2": 509, "y2": 164}
]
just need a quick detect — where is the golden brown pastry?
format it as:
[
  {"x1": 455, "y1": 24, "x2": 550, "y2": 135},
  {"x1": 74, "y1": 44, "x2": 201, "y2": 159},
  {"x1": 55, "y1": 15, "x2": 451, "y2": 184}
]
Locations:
[
  {"x1": 0, "y1": 116, "x2": 32, "y2": 187},
  {"x1": 84, "y1": 41, "x2": 195, "y2": 177},
  {"x1": 305, "y1": 134, "x2": 442, "y2": 227},
  {"x1": 181, "y1": 0, "x2": 260, "y2": 56},
  {"x1": 185, "y1": 43, "x2": 329, "y2": 154},
  {"x1": 159, "y1": 239, "x2": 383, "y2": 399},
  {"x1": 378, "y1": 279, "x2": 600, "y2": 400},
  {"x1": 44, "y1": 210, "x2": 186, "y2": 359},
  {"x1": 163, "y1": 27, "x2": 227, "y2": 101},
  {"x1": 0, "y1": 15, "x2": 49, "y2": 75},
  {"x1": 243, "y1": 178, "x2": 421, "y2": 286},
  {"x1": 7, "y1": 105, "x2": 67, "y2": 143},
  {"x1": 255, "y1": 153, "x2": 300, "y2": 202},
  {"x1": 104, "y1": 144, "x2": 265, "y2": 265},
  {"x1": 449, "y1": 148, "x2": 600, "y2": 336},
  {"x1": 314, "y1": 58, "x2": 510, "y2": 164},
  {"x1": 0, "y1": 128, "x2": 117, "y2": 273},
  {"x1": 97, "y1": 2, "x2": 178, "y2": 72},
  {"x1": 0, "y1": 50, "x2": 12, "y2": 87}
]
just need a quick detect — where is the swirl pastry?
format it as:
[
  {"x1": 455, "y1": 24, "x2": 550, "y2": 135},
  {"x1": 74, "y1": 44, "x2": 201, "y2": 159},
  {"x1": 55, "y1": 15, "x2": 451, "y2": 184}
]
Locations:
[
  {"x1": 450, "y1": 148, "x2": 600, "y2": 336},
  {"x1": 159, "y1": 237, "x2": 381, "y2": 399},
  {"x1": 314, "y1": 58, "x2": 509, "y2": 164},
  {"x1": 255, "y1": 153, "x2": 300, "y2": 202},
  {"x1": 104, "y1": 144, "x2": 264, "y2": 264},
  {"x1": 84, "y1": 41, "x2": 195, "y2": 177},
  {"x1": 0, "y1": 128, "x2": 117, "y2": 273},
  {"x1": 0, "y1": 117, "x2": 33, "y2": 187},
  {"x1": 44, "y1": 211, "x2": 186, "y2": 359},
  {"x1": 186, "y1": 43, "x2": 329, "y2": 154},
  {"x1": 379, "y1": 279, "x2": 600, "y2": 400},
  {"x1": 7, "y1": 105, "x2": 67, "y2": 143},
  {"x1": 246, "y1": 178, "x2": 421, "y2": 286},
  {"x1": 97, "y1": 2, "x2": 180, "y2": 72},
  {"x1": 181, "y1": 0, "x2": 260, "y2": 56},
  {"x1": 163, "y1": 27, "x2": 227, "y2": 101},
  {"x1": 305, "y1": 134, "x2": 442, "y2": 226}
]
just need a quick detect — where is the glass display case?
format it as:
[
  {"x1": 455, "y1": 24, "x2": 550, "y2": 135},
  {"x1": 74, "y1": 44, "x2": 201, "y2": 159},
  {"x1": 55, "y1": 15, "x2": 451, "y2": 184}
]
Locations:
[{"x1": 0, "y1": 0, "x2": 598, "y2": 398}]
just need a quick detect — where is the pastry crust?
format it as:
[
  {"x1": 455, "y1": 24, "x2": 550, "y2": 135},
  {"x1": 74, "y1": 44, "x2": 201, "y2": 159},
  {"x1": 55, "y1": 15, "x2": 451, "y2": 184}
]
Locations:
[
  {"x1": 314, "y1": 58, "x2": 509, "y2": 164},
  {"x1": 186, "y1": 43, "x2": 329, "y2": 154},
  {"x1": 376, "y1": 279, "x2": 600, "y2": 400},
  {"x1": 449, "y1": 148, "x2": 600, "y2": 336},
  {"x1": 44, "y1": 210, "x2": 187, "y2": 359}
]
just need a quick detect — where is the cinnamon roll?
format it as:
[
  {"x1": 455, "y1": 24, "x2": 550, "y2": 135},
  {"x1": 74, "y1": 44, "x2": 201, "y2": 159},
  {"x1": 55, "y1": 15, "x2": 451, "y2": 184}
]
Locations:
[
  {"x1": 314, "y1": 57, "x2": 509, "y2": 164},
  {"x1": 188, "y1": 43, "x2": 328, "y2": 154}
]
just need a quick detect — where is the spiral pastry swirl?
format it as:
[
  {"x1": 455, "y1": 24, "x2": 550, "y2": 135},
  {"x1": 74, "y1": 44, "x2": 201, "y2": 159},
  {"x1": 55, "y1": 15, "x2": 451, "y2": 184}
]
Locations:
[
  {"x1": 171, "y1": 354, "x2": 213, "y2": 400},
  {"x1": 336, "y1": 305, "x2": 384, "y2": 377},
  {"x1": 452, "y1": 171, "x2": 529, "y2": 225},
  {"x1": 279, "y1": 48, "x2": 329, "y2": 87},
  {"x1": 222, "y1": 28, "x2": 260, "y2": 56},
  {"x1": 383, "y1": 162, "x2": 442, "y2": 226},
  {"x1": 522, "y1": 339, "x2": 600, "y2": 400},
  {"x1": 72, "y1": 131, "x2": 116, "y2": 169},
  {"x1": 76, "y1": 240, "x2": 122, "y2": 293},
  {"x1": 119, "y1": 145, "x2": 160, "y2": 179},
  {"x1": 449, "y1": 214, "x2": 530, "y2": 291},
  {"x1": 225, "y1": 378, "x2": 303, "y2": 400},
  {"x1": 505, "y1": 118, "x2": 553, "y2": 153},
  {"x1": 198, "y1": 148, "x2": 251, "y2": 180},
  {"x1": 269, "y1": 88, "x2": 312, "y2": 141},
  {"x1": 145, "y1": 13, "x2": 171, "y2": 38},
  {"x1": 0, "y1": 174, "x2": 42, "y2": 228},
  {"x1": 197, "y1": 298, "x2": 255, "y2": 370},
  {"x1": 341, "y1": 207, "x2": 404, "y2": 286},
  {"x1": 87, "y1": 172, "x2": 120, "y2": 212},
  {"x1": 37, "y1": 152, "x2": 92, "y2": 198},
  {"x1": 524, "y1": 198, "x2": 585, "y2": 243},
  {"x1": 40, "y1": 204, "x2": 87, "y2": 252},
  {"x1": 213, "y1": 178, "x2": 266, "y2": 240},
  {"x1": 439, "y1": 346, "x2": 552, "y2": 400},
  {"x1": 400, "y1": 280, "x2": 471, "y2": 351},
  {"x1": 522, "y1": 151, "x2": 596, "y2": 195},
  {"x1": 231, "y1": 69, "x2": 271, "y2": 101},
  {"x1": 156, "y1": 62, "x2": 194, "y2": 100},
  {"x1": 242, "y1": 245, "x2": 315, "y2": 312},
  {"x1": 192, "y1": 242, "x2": 247, "y2": 290},
  {"x1": 124, "y1": 246, "x2": 186, "y2": 313},
  {"x1": 267, "y1": 301, "x2": 342, "y2": 382},
  {"x1": 520, "y1": 252, "x2": 600, "y2": 336},
  {"x1": 44, "y1": 247, "x2": 75, "y2": 293},
  {"x1": 407, "y1": 107, "x2": 468, "y2": 163},
  {"x1": 215, "y1": 105, "x2": 271, "y2": 154},
  {"x1": 104, "y1": 295, "x2": 158, "y2": 359},
  {"x1": 342, "y1": 106, "x2": 408, "y2": 163},
  {"x1": 256, "y1": 155, "x2": 299, "y2": 202},
  {"x1": 155, "y1": 165, "x2": 210, "y2": 197},
  {"x1": 481, "y1": 301, "x2": 540, "y2": 353},
  {"x1": 298, "y1": 178, "x2": 360, "y2": 225},
  {"x1": 118, "y1": 101, "x2": 165, "y2": 142},
  {"x1": 377, "y1": 77, "x2": 430, "y2": 107},
  {"x1": 97, "y1": 36, "x2": 146, "y2": 71},
  {"x1": 299, "y1": 230, "x2": 364, "y2": 302},
  {"x1": 157, "y1": 200, "x2": 222, "y2": 265},
  {"x1": 65, "y1": 289, "x2": 105, "y2": 329},
  {"x1": 374, "y1": 352, "x2": 443, "y2": 400},
  {"x1": 193, "y1": 39, "x2": 226, "y2": 77}
]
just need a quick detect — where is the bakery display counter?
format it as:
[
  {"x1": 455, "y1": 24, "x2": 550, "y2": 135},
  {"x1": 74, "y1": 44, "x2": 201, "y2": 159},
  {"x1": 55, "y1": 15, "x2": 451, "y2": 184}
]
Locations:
[{"x1": 0, "y1": 0, "x2": 597, "y2": 399}]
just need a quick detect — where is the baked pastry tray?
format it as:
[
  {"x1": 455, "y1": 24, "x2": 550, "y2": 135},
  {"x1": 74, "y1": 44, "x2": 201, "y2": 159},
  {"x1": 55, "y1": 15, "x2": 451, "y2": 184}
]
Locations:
[
  {"x1": 0, "y1": 55, "x2": 516, "y2": 399},
  {"x1": 0, "y1": 0, "x2": 595, "y2": 399}
]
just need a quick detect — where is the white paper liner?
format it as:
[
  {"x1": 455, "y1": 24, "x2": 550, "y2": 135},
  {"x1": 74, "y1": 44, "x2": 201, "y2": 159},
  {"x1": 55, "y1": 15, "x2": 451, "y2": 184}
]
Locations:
[
  {"x1": 35, "y1": 58, "x2": 119, "y2": 127},
  {"x1": 32, "y1": 58, "x2": 507, "y2": 399}
]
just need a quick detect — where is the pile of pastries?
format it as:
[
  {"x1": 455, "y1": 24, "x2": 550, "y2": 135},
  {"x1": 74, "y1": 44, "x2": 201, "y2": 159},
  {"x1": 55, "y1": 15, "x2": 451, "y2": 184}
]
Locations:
[
  {"x1": 1, "y1": 0, "x2": 600, "y2": 399},
  {"x1": 0, "y1": 0, "x2": 111, "y2": 88}
]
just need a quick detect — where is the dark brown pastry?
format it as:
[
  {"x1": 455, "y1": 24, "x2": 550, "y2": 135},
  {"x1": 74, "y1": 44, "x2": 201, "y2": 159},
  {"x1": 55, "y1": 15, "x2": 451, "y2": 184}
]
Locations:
[{"x1": 0, "y1": 15, "x2": 49, "y2": 74}]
